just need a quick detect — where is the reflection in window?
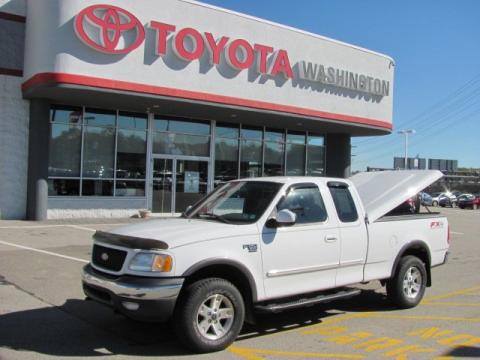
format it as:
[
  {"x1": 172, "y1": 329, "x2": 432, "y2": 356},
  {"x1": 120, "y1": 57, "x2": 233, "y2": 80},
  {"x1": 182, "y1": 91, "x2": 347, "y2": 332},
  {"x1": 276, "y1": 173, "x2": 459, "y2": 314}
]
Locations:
[
  {"x1": 50, "y1": 105, "x2": 82, "y2": 124},
  {"x1": 83, "y1": 126, "x2": 115, "y2": 178},
  {"x1": 329, "y1": 186, "x2": 358, "y2": 222},
  {"x1": 118, "y1": 112, "x2": 147, "y2": 130},
  {"x1": 216, "y1": 123, "x2": 239, "y2": 139},
  {"x1": 115, "y1": 181, "x2": 146, "y2": 197},
  {"x1": 264, "y1": 129, "x2": 285, "y2": 176},
  {"x1": 286, "y1": 131, "x2": 306, "y2": 176},
  {"x1": 240, "y1": 139, "x2": 262, "y2": 178},
  {"x1": 241, "y1": 126, "x2": 263, "y2": 140},
  {"x1": 117, "y1": 129, "x2": 147, "y2": 179},
  {"x1": 153, "y1": 132, "x2": 209, "y2": 156},
  {"x1": 84, "y1": 108, "x2": 116, "y2": 127},
  {"x1": 154, "y1": 117, "x2": 210, "y2": 135},
  {"x1": 48, "y1": 179, "x2": 80, "y2": 196},
  {"x1": 307, "y1": 134, "x2": 325, "y2": 176},
  {"x1": 82, "y1": 180, "x2": 114, "y2": 196},
  {"x1": 215, "y1": 137, "x2": 238, "y2": 186},
  {"x1": 278, "y1": 186, "x2": 327, "y2": 224},
  {"x1": 49, "y1": 123, "x2": 81, "y2": 177}
]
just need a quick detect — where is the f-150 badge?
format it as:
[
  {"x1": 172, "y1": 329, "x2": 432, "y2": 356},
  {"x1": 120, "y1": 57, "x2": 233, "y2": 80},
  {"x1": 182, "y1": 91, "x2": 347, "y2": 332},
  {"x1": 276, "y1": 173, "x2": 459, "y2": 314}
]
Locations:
[{"x1": 242, "y1": 244, "x2": 258, "y2": 253}]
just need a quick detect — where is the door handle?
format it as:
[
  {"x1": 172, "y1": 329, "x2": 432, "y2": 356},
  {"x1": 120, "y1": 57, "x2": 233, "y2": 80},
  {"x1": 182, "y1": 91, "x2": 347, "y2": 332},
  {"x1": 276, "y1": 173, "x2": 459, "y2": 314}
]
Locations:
[{"x1": 325, "y1": 235, "x2": 338, "y2": 243}]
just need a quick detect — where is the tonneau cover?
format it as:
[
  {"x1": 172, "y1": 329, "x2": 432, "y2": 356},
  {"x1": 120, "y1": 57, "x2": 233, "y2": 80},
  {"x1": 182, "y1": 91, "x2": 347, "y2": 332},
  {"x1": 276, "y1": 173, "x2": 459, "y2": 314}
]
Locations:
[{"x1": 350, "y1": 170, "x2": 443, "y2": 222}]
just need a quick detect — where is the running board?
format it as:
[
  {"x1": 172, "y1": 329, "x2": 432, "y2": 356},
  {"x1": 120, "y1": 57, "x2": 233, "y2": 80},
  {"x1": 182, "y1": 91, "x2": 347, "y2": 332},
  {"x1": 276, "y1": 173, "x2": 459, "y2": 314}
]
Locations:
[{"x1": 255, "y1": 288, "x2": 361, "y2": 313}]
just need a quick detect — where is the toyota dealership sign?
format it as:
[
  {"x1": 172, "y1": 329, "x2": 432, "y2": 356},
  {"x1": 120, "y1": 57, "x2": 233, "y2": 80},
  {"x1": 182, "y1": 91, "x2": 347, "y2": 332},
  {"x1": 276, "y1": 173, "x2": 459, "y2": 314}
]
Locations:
[
  {"x1": 74, "y1": 4, "x2": 145, "y2": 54},
  {"x1": 73, "y1": 4, "x2": 389, "y2": 96},
  {"x1": 23, "y1": 0, "x2": 394, "y2": 131}
]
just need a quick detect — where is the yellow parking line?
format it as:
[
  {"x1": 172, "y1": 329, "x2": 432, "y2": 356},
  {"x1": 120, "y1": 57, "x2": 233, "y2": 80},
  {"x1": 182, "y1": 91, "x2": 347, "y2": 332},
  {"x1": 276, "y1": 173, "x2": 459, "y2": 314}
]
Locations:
[
  {"x1": 229, "y1": 345, "x2": 365, "y2": 359},
  {"x1": 422, "y1": 301, "x2": 480, "y2": 308},
  {"x1": 366, "y1": 314, "x2": 480, "y2": 323},
  {"x1": 422, "y1": 286, "x2": 480, "y2": 303}
]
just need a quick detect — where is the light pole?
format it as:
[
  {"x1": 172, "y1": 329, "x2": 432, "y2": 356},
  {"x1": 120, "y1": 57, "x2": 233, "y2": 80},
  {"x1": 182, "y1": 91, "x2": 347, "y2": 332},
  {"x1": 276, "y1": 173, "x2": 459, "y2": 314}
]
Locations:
[{"x1": 397, "y1": 129, "x2": 415, "y2": 169}]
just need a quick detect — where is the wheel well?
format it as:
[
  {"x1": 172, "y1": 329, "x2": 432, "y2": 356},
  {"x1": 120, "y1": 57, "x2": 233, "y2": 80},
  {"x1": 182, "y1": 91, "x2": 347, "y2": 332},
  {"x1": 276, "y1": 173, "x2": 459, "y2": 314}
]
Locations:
[
  {"x1": 397, "y1": 245, "x2": 432, "y2": 287},
  {"x1": 182, "y1": 264, "x2": 256, "y2": 323}
]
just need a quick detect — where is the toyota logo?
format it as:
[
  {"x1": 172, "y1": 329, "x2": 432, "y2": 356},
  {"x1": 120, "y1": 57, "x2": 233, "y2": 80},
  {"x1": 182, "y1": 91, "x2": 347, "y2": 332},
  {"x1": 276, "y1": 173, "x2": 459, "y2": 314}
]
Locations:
[
  {"x1": 74, "y1": 4, "x2": 145, "y2": 54},
  {"x1": 100, "y1": 253, "x2": 109, "y2": 261}
]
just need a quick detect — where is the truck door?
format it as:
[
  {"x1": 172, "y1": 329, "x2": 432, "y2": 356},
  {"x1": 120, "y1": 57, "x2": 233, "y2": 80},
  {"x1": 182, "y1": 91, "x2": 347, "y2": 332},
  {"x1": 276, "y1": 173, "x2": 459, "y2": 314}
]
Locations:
[
  {"x1": 327, "y1": 182, "x2": 368, "y2": 287},
  {"x1": 260, "y1": 183, "x2": 340, "y2": 299}
]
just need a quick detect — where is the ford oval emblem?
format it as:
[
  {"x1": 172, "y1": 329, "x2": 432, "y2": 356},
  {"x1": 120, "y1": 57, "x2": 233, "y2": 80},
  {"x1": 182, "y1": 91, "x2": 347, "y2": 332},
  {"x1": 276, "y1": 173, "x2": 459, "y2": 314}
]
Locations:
[{"x1": 101, "y1": 253, "x2": 109, "y2": 261}]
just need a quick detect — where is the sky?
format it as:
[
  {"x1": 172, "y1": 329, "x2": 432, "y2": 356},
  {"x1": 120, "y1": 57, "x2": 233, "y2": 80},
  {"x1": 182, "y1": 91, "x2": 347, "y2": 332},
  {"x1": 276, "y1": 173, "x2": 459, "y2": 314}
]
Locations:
[{"x1": 202, "y1": 0, "x2": 480, "y2": 171}]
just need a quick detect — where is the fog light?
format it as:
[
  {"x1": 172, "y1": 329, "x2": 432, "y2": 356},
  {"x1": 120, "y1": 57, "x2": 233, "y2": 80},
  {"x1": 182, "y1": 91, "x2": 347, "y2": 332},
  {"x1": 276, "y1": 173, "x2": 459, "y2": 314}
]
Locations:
[{"x1": 122, "y1": 301, "x2": 139, "y2": 311}]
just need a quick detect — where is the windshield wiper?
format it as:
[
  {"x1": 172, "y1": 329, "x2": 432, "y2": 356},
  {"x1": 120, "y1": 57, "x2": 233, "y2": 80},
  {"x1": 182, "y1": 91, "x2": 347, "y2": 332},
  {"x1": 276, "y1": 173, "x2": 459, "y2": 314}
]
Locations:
[{"x1": 196, "y1": 212, "x2": 232, "y2": 224}]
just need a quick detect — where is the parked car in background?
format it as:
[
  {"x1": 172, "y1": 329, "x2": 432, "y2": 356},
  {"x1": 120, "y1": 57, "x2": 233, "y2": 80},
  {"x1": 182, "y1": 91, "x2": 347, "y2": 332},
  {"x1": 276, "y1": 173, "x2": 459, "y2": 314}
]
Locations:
[
  {"x1": 431, "y1": 192, "x2": 456, "y2": 207},
  {"x1": 439, "y1": 196, "x2": 456, "y2": 207},
  {"x1": 419, "y1": 192, "x2": 433, "y2": 206},
  {"x1": 457, "y1": 194, "x2": 480, "y2": 209}
]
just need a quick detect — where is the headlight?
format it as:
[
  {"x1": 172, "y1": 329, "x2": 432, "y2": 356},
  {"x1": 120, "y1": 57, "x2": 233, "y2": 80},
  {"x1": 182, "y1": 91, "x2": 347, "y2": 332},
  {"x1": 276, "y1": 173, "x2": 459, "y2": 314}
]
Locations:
[{"x1": 128, "y1": 253, "x2": 173, "y2": 272}]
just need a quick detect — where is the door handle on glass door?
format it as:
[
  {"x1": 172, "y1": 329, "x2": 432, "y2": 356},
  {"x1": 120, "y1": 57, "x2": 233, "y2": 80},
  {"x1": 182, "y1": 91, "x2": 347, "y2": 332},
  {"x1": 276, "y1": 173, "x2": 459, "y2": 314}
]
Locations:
[{"x1": 325, "y1": 235, "x2": 338, "y2": 242}]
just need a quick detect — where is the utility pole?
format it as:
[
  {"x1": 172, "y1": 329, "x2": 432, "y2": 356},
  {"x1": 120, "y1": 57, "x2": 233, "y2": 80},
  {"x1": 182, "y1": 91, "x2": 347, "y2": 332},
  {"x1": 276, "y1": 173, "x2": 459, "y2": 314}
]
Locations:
[{"x1": 397, "y1": 129, "x2": 415, "y2": 169}]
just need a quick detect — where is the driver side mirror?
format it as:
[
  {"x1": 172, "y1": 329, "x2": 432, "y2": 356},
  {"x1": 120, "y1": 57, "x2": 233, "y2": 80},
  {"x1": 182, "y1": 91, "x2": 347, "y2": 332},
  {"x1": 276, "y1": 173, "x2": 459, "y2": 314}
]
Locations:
[{"x1": 266, "y1": 209, "x2": 297, "y2": 228}]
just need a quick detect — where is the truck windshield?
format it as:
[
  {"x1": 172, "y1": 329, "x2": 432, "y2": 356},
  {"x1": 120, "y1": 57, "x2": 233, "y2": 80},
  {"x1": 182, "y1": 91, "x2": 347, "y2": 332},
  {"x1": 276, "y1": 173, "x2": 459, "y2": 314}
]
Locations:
[{"x1": 184, "y1": 181, "x2": 282, "y2": 224}]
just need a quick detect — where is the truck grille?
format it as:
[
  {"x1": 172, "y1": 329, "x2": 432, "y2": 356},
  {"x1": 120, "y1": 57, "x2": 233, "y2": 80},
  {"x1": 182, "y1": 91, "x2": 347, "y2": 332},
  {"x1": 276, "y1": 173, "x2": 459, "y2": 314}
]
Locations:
[{"x1": 92, "y1": 244, "x2": 127, "y2": 272}]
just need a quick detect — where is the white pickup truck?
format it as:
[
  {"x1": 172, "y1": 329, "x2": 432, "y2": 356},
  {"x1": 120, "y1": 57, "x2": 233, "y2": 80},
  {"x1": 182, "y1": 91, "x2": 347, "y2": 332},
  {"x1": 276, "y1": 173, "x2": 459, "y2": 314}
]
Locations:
[{"x1": 82, "y1": 170, "x2": 450, "y2": 352}]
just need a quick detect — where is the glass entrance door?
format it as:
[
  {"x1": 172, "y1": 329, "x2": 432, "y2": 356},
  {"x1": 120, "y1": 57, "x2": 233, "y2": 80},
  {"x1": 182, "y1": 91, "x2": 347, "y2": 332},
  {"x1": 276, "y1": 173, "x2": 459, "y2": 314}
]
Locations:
[
  {"x1": 151, "y1": 157, "x2": 209, "y2": 214},
  {"x1": 152, "y1": 158, "x2": 173, "y2": 213}
]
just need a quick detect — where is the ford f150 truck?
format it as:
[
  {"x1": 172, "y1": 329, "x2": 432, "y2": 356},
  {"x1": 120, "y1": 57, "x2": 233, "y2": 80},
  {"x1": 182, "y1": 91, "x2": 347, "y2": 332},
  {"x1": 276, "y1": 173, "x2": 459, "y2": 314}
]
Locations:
[{"x1": 82, "y1": 170, "x2": 449, "y2": 352}]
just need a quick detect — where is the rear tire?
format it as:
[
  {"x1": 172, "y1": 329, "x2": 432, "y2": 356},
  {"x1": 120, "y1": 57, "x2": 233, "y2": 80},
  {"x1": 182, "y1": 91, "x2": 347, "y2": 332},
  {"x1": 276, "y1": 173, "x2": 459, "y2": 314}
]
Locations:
[
  {"x1": 432, "y1": 201, "x2": 438, "y2": 207},
  {"x1": 173, "y1": 278, "x2": 245, "y2": 353},
  {"x1": 387, "y1": 255, "x2": 427, "y2": 309}
]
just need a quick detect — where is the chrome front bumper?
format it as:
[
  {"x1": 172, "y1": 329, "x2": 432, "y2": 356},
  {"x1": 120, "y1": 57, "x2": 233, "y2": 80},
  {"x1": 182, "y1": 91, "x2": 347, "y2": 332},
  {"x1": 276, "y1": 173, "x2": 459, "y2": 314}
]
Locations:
[{"x1": 82, "y1": 264, "x2": 184, "y2": 321}]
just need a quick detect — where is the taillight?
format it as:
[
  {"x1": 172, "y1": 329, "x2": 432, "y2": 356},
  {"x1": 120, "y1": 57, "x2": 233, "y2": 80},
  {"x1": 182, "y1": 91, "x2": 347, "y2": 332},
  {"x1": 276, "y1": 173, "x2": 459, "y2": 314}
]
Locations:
[{"x1": 447, "y1": 225, "x2": 451, "y2": 245}]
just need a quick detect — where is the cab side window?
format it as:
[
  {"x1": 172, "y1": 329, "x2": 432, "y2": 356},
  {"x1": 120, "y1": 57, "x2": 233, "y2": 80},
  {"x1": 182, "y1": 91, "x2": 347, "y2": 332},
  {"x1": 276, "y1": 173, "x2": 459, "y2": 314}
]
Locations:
[
  {"x1": 328, "y1": 184, "x2": 359, "y2": 223},
  {"x1": 277, "y1": 186, "x2": 327, "y2": 224}
]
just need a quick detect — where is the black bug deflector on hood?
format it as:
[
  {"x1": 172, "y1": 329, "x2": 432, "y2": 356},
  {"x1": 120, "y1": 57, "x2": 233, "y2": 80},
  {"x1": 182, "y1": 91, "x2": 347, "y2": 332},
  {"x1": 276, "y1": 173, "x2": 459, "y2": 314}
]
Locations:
[{"x1": 93, "y1": 231, "x2": 169, "y2": 250}]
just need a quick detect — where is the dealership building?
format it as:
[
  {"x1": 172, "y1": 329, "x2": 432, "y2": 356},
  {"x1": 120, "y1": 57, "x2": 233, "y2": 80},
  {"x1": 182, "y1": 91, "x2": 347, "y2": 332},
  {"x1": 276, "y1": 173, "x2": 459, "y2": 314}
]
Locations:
[{"x1": 0, "y1": 0, "x2": 394, "y2": 220}]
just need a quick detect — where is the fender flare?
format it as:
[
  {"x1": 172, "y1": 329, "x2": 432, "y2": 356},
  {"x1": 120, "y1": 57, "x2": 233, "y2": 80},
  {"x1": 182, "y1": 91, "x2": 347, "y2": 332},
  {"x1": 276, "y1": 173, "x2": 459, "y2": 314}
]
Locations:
[
  {"x1": 390, "y1": 240, "x2": 432, "y2": 286},
  {"x1": 182, "y1": 258, "x2": 258, "y2": 301}
]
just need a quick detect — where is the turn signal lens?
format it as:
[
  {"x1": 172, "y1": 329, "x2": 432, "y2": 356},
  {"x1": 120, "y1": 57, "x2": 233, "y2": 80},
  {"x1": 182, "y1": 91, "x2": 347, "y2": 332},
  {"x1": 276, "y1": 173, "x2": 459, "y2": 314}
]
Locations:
[{"x1": 152, "y1": 254, "x2": 173, "y2": 272}]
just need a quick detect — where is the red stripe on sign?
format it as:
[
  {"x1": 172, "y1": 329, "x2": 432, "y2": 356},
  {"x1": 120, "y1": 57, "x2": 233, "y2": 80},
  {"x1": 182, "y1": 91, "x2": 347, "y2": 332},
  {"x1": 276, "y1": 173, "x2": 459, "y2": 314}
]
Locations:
[
  {"x1": 0, "y1": 12, "x2": 26, "y2": 23},
  {"x1": 22, "y1": 72, "x2": 392, "y2": 130},
  {"x1": 0, "y1": 68, "x2": 23, "y2": 77}
]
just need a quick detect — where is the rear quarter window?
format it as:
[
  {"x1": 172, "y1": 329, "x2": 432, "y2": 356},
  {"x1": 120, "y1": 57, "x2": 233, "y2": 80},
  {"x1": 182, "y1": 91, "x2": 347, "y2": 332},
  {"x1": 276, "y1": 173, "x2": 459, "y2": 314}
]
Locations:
[{"x1": 328, "y1": 185, "x2": 359, "y2": 223}]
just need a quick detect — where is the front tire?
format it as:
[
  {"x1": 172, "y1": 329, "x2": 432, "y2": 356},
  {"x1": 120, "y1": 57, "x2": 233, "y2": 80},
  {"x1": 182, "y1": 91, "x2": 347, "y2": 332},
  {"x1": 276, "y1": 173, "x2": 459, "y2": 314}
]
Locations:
[
  {"x1": 173, "y1": 278, "x2": 245, "y2": 353},
  {"x1": 432, "y1": 200, "x2": 438, "y2": 207},
  {"x1": 386, "y1": 255, "x2": 427, "y2": 309}
]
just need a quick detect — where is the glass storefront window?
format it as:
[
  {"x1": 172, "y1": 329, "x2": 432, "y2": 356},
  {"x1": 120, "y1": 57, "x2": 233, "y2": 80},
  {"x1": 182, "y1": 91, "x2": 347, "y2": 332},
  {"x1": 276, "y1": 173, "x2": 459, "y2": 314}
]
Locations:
[
  {"x1": 115, "y1": 180, "x2": 146, "y2": 197},
  {"x1": 84, "y1": 108, "x2": 116, "y2": 127},
  {"x1": 49, "y1": 123, "x2": 82, "y2": 177},
  {"x1": 82, "y1": 180, "x2": 114, "y2": 196},
  {"x1": 117, "y1": 129, "x2": 147, "y2": 179},
  {"x1": 47, "y1": 105, "x2": 326, "y2": 200},
  {"x1": 264, "y1": 128, "x2": 285, "y2": 176},
  {"x1": 153, "y1": 132, "x2": 210, "y2": 156},
  {"x1": 241, "y1": 126, "x2": 263, "y2": 140},
  {"x1": 240, "y1": 139, "x2": 262, "y2": 178},
  {"x1": 50, "y1": 105, "x2": 82, "y2": 124},
  {"x1": 83, "y1": 126, "x2": 115, "y2": 178},
  {"x1": 118, "y1": 112, "x2": 147, "y2": 130},
  {"x1": 48, "y1": 179, "x2": 80, "y2": 196},
  {"x1": 215, "y1": 137, "x2": 238, "y2": 186},
  {"x1": 264, "y1": 141, "x2": 284, "y2": 176},
  {"x1": 216, "y1": 123, "x2": 239, "y2": 139},
  {"x1": 307, "y1": 134, "x2": 325, "y2": 176},
  {"x1": 153, "y1": 117, "x2": 210, "y2": 135},
  {"x1": 286, "y1": 131, "x2": 306, "y2": 176}
]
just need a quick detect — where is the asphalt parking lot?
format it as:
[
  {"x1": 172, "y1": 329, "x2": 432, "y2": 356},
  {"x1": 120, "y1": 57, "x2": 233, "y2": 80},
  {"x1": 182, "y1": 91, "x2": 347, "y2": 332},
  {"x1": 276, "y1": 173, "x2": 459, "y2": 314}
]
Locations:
[{"x1": 0, "y1": 207, "x2": 479, "y2": 360}]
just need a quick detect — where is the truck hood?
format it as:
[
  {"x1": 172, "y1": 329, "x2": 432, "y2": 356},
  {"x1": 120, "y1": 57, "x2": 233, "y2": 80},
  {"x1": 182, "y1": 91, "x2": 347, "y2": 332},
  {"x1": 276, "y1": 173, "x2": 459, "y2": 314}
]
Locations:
[
  {"x1": 105, "y1": 218, "x2": 253, "y2": 249},
  {"x1": 350, "y1": 170, "x2": 443, "y2": 222}
]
